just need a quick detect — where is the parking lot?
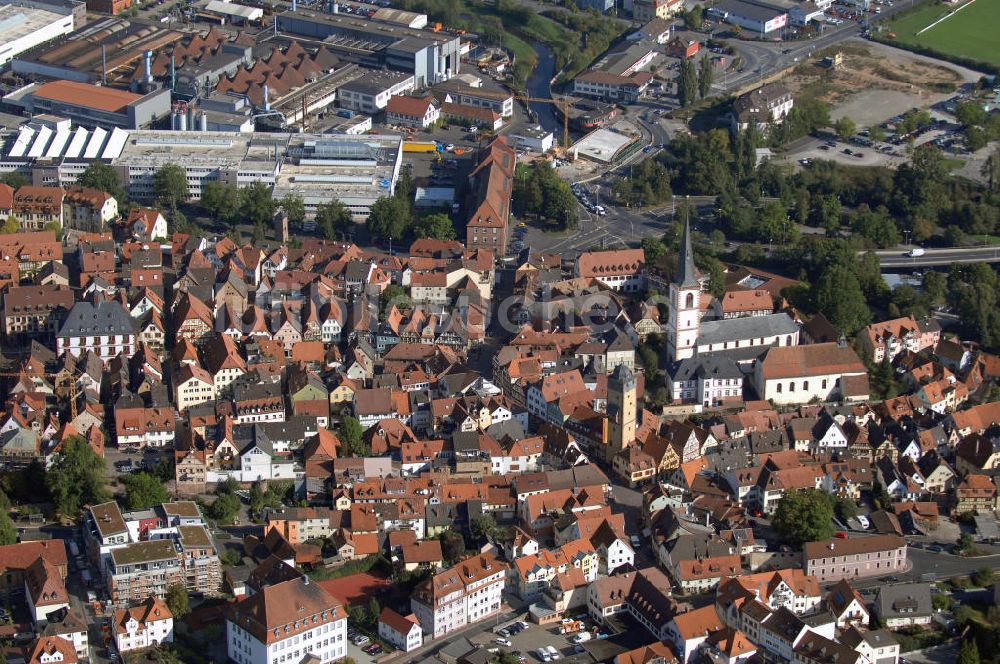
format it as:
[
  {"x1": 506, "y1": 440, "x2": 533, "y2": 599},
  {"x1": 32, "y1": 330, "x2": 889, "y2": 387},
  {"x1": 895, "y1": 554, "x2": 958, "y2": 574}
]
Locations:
[{"x1": 467, "y1": 619, "x2": 589, "y2": 664}]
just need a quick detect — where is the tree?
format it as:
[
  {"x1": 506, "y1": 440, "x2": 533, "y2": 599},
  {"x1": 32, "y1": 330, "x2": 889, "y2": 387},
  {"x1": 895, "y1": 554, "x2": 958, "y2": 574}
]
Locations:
[
  {"x1": 678, "y1": 59, "x2": 697, "y2": 107},
  {"x1": 965, "y1": 126, "x2": 988, "y2": 152},
  {"x1": 414, "y1": 213, "x2": 456, "y2": 240},
  {"x1": 367, "y1": 195, "x2": 412, "y2": 242},
  {"x1": 248, "y1": 482, "x2": 265, "y2": 517},
  {"x1": 315, "y1": 199, "x2": 352, "y2": 240},
  {"x1": 973, "y1": 567, "x2": 995, "y2": 587},
  {"x1": 814, "y1": 264, "x2": 871, "y2": 336},
  {"x1": 380, "y1": 284, "x2": 410, "y2": 313},
  {"x1": 684, "y1": 4, "x2": 702, "y2": 30},
  {"x1": 471, "y1": 514, "x2": 498, "y2": 542},
  {"x1": 1, "y1": 172, "x2": 26, "y2": 189},
  {"x1": 772, "y1": 489, "x2": 834, "y2": 546},
  {"x1": 440, "y1": 530, "x2": 465, "y2": 563},
  {"x1": 207, "y1": 492, "x2": 240, "y2": 524},
  {"x1": 641, "y1": 237, "x2": 667, "y2": 264},
  {"x1": 808, "y1": 194, "x2": 841, "y2": 232},
  {"x1": 279, "y1": 192, "x2": 306, "y2": 227},
  {"x1": 697, "y1": 53, "x2": 713, "y2": 99},
  {"x1": 832, "y1": 496, "x2": 858, "y2": 523},
  {"x1": 121, "y1": 472, "x2": 169, "y2": 510},
  {"x1": 923, "y1": 270, "x2": 948, "y2": 305},
  {"x1": 47, "y1": 436, "x2": 110, "y2": 517},
  {"x1": 152, "y1": 164, "x2": 189, "y2": 209},
  {"x1": 201, "y1": 181, "x2": 238, "y2": 222},
  {"x1": 252, "y1": 222, "x2": 267, "y2": 244},
  {"x1": 958, "y1": 638, "x2": 980, "y2": 664},
  {"x1": 367, "y1": 597, "x2": 381, "y2": 625},
  {"x1": 983, "y1": 146, "x2": 1000, "y2": 193},
  {"x1": 0, "y1": 510, "x2": 16, "y2": 546},
  {"x1": 238, "y1": 181, "x2": 277, "y2": 226},
  {"x1": 834, "y1": 116, "x2": 856, "y2": 141},
  {"x1": 77, "y1": 161, "x2": 126, "y2": 205},
  {"x1": 1, "y1": 216, "x2": 19, "y2": 234},
  {"x1": 340, "y1": 416, "x2": 366, "y2": 457},
  {"x1": 44, "y1": 221, "x2": 62, "y2": 241},
  {"x1": 869, "y1": 125, "x2": 885, "y2": 144},
  {"x1": 165, "y1": 583, "x2": 190, "y2": 619},
  {"x1": 220, "y1": 548, "x2": 242, "y2": 567},
  {"x1": 956, "y1": 101, "x2": 988, "y2": 128}
]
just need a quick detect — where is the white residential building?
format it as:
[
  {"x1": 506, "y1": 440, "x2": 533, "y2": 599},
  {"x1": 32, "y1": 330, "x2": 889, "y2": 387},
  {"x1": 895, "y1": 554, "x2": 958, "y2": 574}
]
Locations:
[
  {"x1": 114, "y1": 597, "x2": 174, "y2": 653},
  {"x1": 227, "y1": 577, "x2": 347, "y2": 664},
  {"x1": 410, "y1": 554, "x2": 508, "y2": 638},
  {"x1": 378, "y1": 608, "x2": 423, "y2": 652}
]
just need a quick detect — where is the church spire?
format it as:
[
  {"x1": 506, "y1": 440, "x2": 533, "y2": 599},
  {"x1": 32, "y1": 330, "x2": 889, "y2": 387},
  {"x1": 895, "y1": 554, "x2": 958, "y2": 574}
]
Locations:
[{"x1": 677, "y1": 216, "x2": 698, "y2": 288}]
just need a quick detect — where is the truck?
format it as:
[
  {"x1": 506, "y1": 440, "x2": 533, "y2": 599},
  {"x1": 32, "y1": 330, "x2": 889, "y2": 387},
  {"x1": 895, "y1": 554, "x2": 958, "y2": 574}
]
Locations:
[
  {"x1": 336, "y1": 109, "x2": 354, "y2": 119},
  {"x1": 402, "y1": 141, "x2": 440, "y2": 153},
  {"x1": 907, "y1": 248, "x2": 925, "y2": 257}
]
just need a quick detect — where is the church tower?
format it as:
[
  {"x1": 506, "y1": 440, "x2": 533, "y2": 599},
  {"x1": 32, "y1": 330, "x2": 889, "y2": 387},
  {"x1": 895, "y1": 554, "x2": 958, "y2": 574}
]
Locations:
[
  {"x1": 606, "y1": 363, "x2": 637, "y2": 461},
  {"x1": 667, "y1": 218, "x2": 701, "y2": 363}
]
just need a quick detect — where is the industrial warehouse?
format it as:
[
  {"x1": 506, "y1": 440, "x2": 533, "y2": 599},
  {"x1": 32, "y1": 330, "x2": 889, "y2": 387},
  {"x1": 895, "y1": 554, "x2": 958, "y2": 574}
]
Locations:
[{"x1": 0, "y1": 121, "x2": 404, "y2": 220}]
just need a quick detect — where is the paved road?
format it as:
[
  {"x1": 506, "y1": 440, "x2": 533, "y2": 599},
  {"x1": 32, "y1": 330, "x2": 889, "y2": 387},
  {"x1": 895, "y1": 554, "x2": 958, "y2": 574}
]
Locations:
[
  {"x1": 873, "y1": 246, "x2": 1000, "y2": 268},
  {"x1": 903, "y1": 641, "x2": 960, "y2": 663}
]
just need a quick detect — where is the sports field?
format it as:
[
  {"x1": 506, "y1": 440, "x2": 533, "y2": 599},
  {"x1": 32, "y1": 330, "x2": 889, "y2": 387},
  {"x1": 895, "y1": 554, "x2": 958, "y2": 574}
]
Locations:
[{"x1": 885, "y1": 0, "x2": 1000, "y2": 67}]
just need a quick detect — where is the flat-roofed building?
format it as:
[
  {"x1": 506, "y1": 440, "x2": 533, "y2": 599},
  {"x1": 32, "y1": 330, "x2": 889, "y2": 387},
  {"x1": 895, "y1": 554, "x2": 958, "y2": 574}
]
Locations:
[
  {"x1": 338, "y1": 70, "x2": 415, "y2": 114},
  {"x1": 276, "y1": 9, "x2": 461, "y2": 87},
  {"x1": 0, "y1": 3, "x2": 75, "y2": 67}
]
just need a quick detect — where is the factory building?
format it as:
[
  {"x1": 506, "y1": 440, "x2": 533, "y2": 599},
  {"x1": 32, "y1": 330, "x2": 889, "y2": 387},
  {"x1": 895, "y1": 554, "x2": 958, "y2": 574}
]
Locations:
[
  {"x1": 276, "y1": 9, "x2": 462, "y2": 87},
  {"x1": 0, "y1": 2, "x2": 77, "y2": 67},
  {"x1": 2, "y1": 80, "x2": 171, "y2": 130},
  {"x1": 11, "y1": 17, "x2": 186, "y2": 84},
  {"x1": 0, "y1": 124, "x2": 404, "y2": 222},
  {"x1": 708, "y1": 0, "x2": 788, "y2": 36}
]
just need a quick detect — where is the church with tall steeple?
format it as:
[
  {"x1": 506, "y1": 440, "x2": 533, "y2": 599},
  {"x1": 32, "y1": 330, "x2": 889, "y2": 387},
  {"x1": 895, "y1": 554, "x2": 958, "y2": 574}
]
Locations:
[
  {"x1": 664, "y1": 219, "x2": 802, "y2": 407},
  {"x1": 667, "y1": 218, "x2": 701, "y2": 363}
]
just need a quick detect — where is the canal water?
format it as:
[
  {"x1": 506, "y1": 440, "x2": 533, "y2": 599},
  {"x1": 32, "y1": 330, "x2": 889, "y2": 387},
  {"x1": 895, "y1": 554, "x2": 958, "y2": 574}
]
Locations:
[{"x1": 524, "y1": 42, "x2": 563, "y2": 137}]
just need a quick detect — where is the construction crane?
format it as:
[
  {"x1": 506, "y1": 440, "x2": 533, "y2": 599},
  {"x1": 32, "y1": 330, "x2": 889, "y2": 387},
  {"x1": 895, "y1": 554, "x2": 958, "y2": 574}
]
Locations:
[
  {"x1": 513, "y1": 95, "x2": 571, "y2": 150},
  {"x1": 0, "y1": 371, "x2": 79, "y2": 422}
]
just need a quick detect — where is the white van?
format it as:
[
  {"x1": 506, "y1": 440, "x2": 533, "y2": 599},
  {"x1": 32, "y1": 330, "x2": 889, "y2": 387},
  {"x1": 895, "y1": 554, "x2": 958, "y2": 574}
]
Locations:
[{"x1": 908, "y1": 248, "x2": 925, "y2": 257}]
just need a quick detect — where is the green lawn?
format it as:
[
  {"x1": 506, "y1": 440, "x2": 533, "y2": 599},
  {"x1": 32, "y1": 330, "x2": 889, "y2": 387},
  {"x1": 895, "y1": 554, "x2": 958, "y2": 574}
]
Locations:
[
  {"x1": 885, "y1": 0, "x2": 1000, "y2": 66},
  {"x1": 941, "y1": 156, "x2": 966, "y2": 170}
]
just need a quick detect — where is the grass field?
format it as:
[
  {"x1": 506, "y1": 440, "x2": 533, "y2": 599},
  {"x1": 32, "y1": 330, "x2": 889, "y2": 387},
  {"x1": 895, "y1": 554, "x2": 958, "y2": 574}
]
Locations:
[{"x1": 885, "y1": 0, "x2": 1000, "y2": 66}]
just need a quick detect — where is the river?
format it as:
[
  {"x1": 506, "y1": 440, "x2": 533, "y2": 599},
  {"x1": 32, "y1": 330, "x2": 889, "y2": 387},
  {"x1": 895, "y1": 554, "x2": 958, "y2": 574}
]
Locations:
[{"x1": 524, "y1": 42, "x2": 562, "y2": 138}]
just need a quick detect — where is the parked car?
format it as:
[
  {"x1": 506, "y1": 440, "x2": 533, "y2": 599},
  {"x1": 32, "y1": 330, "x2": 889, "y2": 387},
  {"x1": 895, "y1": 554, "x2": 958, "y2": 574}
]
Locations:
[
  {"x1": 496, "y1": 638, "x2": 512, "y2": 647},
  {"x1": 857, "y1": 515, "x2": 870, "y2": 529}
]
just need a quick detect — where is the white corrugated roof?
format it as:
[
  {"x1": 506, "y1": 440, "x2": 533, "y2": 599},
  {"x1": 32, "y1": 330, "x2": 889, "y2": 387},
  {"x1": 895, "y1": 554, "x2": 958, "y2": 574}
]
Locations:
[
  {"x1": 45, "y1": 125, "x2": 72, "y2": 157},
  {"x1": 26, "y1": 125, "x2": 53, "y2": 158},
  {"x1": 101, "y1": 127, "x2": 129, "y2": 160},
  {"x1": 7, "y1": 126, "x2": 35, "y2": 158},
  {"x1": 83, "y1": 127, "x2": 108, "y2": 159},
  {"x1": 64, "y1": 126, "x2": 90, "y2": 159}
]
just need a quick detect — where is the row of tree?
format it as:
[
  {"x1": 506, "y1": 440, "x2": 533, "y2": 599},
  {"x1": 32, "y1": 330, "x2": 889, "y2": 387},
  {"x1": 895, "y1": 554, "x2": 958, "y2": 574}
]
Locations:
[{"x1": 677, "y1": 54, "x2": 714, "y2": 108}]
